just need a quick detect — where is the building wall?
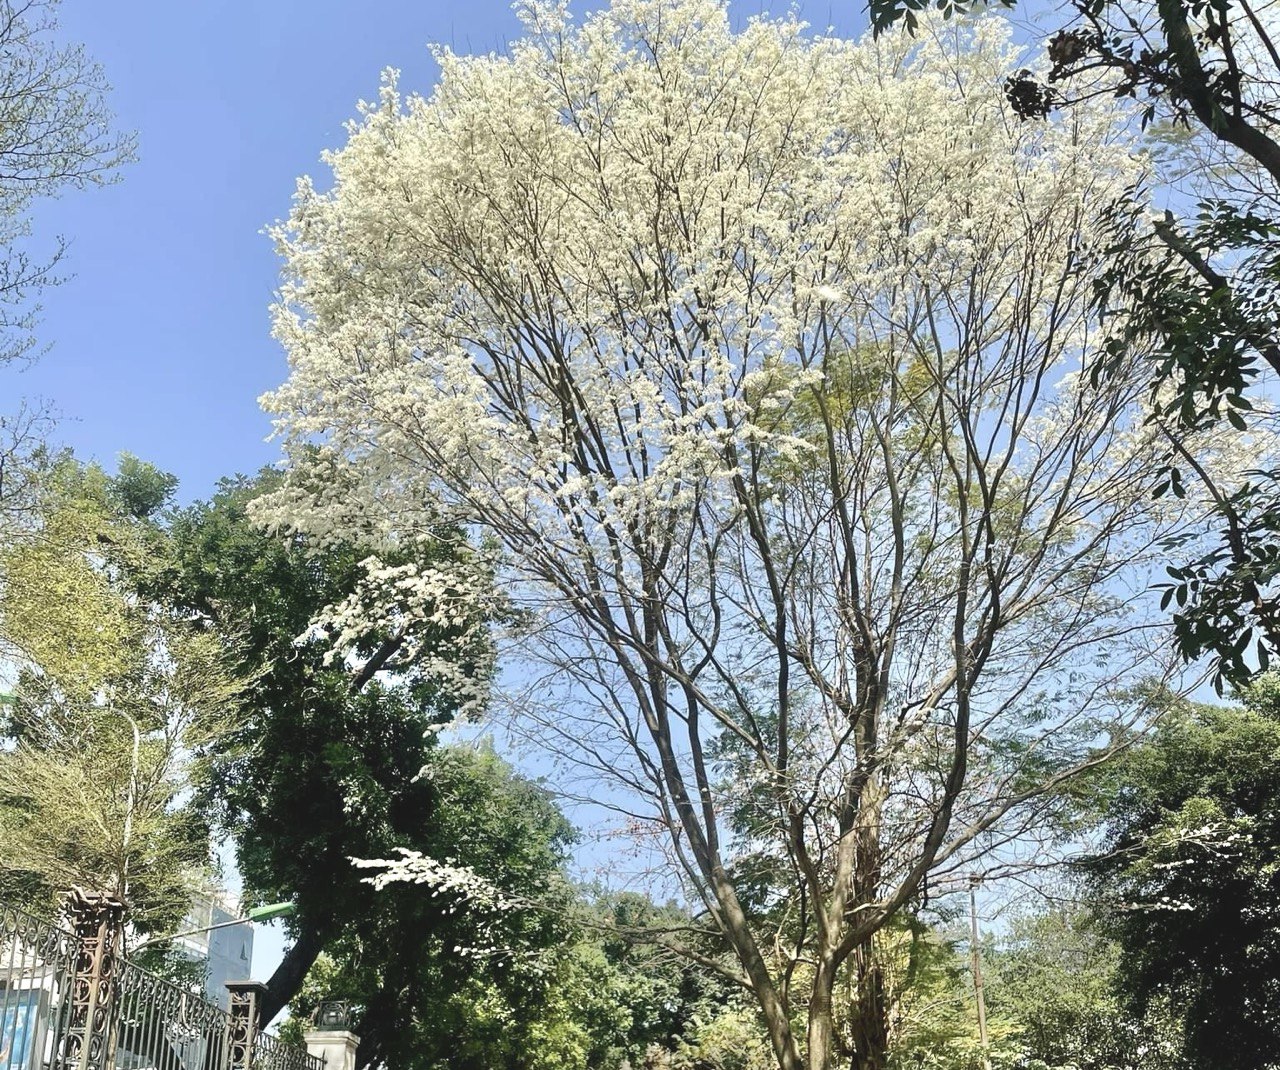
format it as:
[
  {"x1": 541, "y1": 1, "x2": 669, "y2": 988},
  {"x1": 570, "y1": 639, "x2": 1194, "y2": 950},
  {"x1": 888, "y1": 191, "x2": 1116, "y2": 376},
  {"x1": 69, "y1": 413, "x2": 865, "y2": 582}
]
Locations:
[{"x1": 175, "y1": 896, "x2": 254, "y2": 1009}]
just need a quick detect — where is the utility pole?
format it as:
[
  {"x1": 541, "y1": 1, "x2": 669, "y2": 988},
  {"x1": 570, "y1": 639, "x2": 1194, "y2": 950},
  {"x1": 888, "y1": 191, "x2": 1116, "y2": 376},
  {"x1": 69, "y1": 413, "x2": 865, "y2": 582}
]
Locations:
[{"x1": 969, "y1": 874, "x2": 991, "y2": 1070}]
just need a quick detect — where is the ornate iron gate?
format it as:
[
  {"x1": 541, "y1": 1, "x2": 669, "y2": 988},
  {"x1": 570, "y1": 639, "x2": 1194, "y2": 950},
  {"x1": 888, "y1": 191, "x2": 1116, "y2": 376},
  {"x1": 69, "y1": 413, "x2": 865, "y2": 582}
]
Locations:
[
  {"x1": 0, "y1": 903, "x2": 320, "y2": 1070},
  {"x1": 0, "y1": 901, "x2": 77, "y2": 1070}
]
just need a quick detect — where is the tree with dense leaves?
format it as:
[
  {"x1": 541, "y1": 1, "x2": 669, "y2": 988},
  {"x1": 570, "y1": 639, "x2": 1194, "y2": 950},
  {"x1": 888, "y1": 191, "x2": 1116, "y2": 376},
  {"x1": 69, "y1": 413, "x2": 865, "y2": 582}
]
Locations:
[
  {"x1": 283, "y1": 868, "x2": 743, "y2": 1070},
  {"x1": 546, "y1": 891, "x2": 746, "y2": 1070},
  {"x1": 277, "y1": 744, "x2": 579, "y2": 1070},
  {"x1": 152, "y1": 468, "x2": 496, "y2": 1040},
  {"x1": 0, "y1": 457, "x2": 237, "y2": 933},
  {"x1": 980, "y1": 903, "x2": 1188, "y2": 1070},
  {"x1": 1081, "y1": 675, "x2": 1280, "y2": 1070}
]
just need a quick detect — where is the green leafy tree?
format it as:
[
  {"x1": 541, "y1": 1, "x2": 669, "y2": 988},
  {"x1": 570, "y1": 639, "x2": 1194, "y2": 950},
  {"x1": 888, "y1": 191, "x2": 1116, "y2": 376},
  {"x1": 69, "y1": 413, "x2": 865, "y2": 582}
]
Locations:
[
  {"x1": 1081, "y1": 676, "x2": 1280, "y2": 1070},
  {"x1": 879, "y1": 924, "x2": 1004, "y2": 1070},
  {"x1": 0, "y1": 457, "x2": 238, "y2": 931},
  {"x1": 152, "y1": 469, "x2": 495, "y2": 1034},
  {"x1": 555, "y1": 891, "x2": 744, "y2": 1070},
  {"x1": 279, "y1": 744, "x2": 577, "y2": 1070},
  {"x1": 984, "y1": 904, "x2": 1187, "y2": 1070},
  {"x1": 283, "y1": 881, "x2": 746, "y2": 1070}
]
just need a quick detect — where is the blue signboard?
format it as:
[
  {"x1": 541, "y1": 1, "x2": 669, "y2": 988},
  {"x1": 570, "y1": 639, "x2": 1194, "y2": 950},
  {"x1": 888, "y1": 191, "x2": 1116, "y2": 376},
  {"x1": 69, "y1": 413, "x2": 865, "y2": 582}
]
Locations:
[{"x1": 0, "y1": 990, "x2": 42, "y2": 1070}]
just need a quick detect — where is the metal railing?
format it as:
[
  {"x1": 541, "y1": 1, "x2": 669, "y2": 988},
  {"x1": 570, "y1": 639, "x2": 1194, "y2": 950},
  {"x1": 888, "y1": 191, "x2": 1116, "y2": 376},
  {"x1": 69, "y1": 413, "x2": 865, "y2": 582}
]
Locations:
[
  {"x1": 251, "y1": 1030, "x2": 318, "y2": 1070},
  {"x1": 114, "y1": 958, "x2": 229, "y2": 1070},
  {"x1": 0, "y1": 904, "x2": 320, "y2": 1070},
  {"x1": 0, "y1": 902, "x2": 77, "y2": 1070}
]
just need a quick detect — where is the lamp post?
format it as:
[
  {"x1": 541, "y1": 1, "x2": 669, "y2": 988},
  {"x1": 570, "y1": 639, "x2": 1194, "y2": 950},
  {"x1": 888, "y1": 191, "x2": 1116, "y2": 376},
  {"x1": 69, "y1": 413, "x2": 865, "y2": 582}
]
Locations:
[
  {"x1": 131, "y1": 901, "x2": 295, "y2": 954},
  {"x1": 968, "y1": 875, "x2": 990, "y2": 1070}
]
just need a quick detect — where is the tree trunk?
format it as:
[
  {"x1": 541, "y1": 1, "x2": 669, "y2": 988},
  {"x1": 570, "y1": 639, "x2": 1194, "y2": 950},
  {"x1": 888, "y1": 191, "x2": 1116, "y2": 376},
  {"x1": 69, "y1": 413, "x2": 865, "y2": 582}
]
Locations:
[
  {"x1": 847, "y1": 946, "x2": 889, "y2": 1070},
  {"x1": 808, "y1": 958, "x2": 838, "y2": 1070},
  {"x1": 847, "y1": 778, "x2": 889, "y2": 1070},
  {"x1": 711, "y1": 869, "x2": 805, "y2": 1070},
  {"x1": 809, "y1": 948, "x2": 889, "y2": 1070},
  {"x1": 256, "y1": 924, "x2": 326, "y2": 1027}
]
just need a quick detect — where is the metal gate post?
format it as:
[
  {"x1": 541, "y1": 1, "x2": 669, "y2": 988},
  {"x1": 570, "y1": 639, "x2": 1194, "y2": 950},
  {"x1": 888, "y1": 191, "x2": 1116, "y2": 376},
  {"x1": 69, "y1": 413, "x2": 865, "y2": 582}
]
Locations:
[
  {"x1": 58, "y1": 889, "x2": 126, "y2": 1070},
  {"x1": 225, "y1": 981, "x2": 267, "y2": 1070}
]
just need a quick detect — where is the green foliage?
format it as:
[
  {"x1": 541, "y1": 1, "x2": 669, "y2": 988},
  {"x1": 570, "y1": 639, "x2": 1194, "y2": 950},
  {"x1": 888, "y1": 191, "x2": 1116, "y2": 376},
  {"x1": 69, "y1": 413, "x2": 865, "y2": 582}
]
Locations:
[
  {"x1": 279, "y1": 880, "x2": 751, "y2": 1070},
  {"x1": 987, "y1": 906, "x2": 1187, "y2": 1070},
  {"x1": 155, "y1": 468, "x2": 481, "y2": 918},
  {"x1": 557, "y1": 892, "x2": 744, "y2": 1070},
  {"x1": 280, "y1": 744, "x2": 578, "y2": 1070},
  {"x1": 1095, "y1": 195, "x2": 1280, "y2": 688},
  {"x1": 111, "y1": 452, "x2": 179, "y2": 520},
  {"x1": 152, "y1": 468, "x2": 514, "y2": 1045},
  {"x1": 1082, "y1": 677, "x2": 1280, "y2": 1070},
  {"x1": 881, "y1": 918, "x2": 1001, "y2": 1070},
  {"x1": 0, "y1": 456, "x2": 237, "y2": 929}
]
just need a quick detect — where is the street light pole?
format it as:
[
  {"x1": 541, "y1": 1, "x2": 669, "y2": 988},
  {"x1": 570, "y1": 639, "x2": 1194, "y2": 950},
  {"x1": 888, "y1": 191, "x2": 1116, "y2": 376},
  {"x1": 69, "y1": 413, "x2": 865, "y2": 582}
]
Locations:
[
  {"x1": 131, "y1": 901, "x2": 295, "y2": 954},
  {"x1": 969, "y1": 875, "x2": 991, "y2": 1070}
]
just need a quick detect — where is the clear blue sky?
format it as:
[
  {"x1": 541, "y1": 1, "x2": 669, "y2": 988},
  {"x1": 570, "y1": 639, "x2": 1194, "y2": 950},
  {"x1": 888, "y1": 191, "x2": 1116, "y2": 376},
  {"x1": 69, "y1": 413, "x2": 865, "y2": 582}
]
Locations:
[
  {"x1": 11, "y1": 0, "x2": 865, "y2": 504},
  {"x1": 15, "y1": 0, "x2": 530, "y2": 500}
]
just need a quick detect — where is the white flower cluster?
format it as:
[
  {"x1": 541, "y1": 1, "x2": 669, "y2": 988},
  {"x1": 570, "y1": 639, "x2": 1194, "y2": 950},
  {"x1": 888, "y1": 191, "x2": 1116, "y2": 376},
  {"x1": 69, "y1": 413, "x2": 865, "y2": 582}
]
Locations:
[
  {"x1": 353, "y1": 848, "x2": 519, "y2": 954},
  {"x1": 261, "y1": 0, "x2": 1148, "y2": 606},
  {"x1": 352, "y1": 847, "x2": 511, "y2": 909},
  {"x1": 316, "y1": 546, "x2": 496, "y2": 719}
]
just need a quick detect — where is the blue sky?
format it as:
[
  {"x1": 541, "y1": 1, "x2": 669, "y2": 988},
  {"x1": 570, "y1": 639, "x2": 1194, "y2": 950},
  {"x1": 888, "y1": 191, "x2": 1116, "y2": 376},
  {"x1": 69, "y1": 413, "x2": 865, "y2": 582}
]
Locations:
[
  {"x1": 11, "y1": 0, "x2": 867, "y2": 504},
  {"x1": 14, "y1": 0, "x2": 532, "y2": 500}
]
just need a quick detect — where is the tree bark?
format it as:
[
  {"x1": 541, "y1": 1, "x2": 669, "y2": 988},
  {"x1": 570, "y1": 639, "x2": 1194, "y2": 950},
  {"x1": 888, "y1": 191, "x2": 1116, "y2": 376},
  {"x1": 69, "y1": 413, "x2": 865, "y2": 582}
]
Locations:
[
  {"x1": 848, "y1": 947, "x2": 889, "y2": 1070},
  {"x1": 808, "y1": 957, "x2": 838, "y2": 1070},
  {"x1": 256, "y1": 924, "x2": 326, "y2": 1027},
  {"x1": 846, "y1": 787, "x2": 889, "y2": 1070},
  {"x1": 710, "y1": 867, "x2": 805, "y2": 1070}
]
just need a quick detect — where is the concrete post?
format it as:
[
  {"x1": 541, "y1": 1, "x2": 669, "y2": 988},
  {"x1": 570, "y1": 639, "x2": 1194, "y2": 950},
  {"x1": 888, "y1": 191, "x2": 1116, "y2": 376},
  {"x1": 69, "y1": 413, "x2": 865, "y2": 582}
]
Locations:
[{"x1": 302, "y1": 1029, "x2": 360, "y2": 1070}]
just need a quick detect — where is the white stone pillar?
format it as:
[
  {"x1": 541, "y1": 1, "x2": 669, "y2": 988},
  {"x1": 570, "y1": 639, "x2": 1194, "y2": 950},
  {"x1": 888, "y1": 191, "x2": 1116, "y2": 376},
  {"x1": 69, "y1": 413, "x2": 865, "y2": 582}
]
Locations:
[{"x1": 302, "y1": 1030, "x2": 360, "y2": 1070}]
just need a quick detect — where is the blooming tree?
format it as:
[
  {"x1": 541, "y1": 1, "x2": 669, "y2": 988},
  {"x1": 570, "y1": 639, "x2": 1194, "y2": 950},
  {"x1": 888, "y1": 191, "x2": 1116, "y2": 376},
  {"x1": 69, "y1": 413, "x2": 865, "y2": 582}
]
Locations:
[{"x1": 260, "y1": 2, "x2": 1255, "y2": 1067}]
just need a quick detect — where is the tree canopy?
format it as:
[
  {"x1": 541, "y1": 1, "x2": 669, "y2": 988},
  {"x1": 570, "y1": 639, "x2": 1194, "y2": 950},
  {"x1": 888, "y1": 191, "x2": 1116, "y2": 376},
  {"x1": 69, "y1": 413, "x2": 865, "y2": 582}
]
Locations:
[
  {"x1": 863, "y1": 0, "x2": 1280, "y2": 687},
  {"x1": 149, "y1": 467, "x2": 497, "y2": 1028},
  {"x1": 1083, "y1": 677, "x2": 1280, "y2": 1069},
  {"x1": 0, "y1": 456, "x2": 237, "y2": 931},
  {"x1": 3, "y1": 5, "x2": 1278, "y2": 1070}
]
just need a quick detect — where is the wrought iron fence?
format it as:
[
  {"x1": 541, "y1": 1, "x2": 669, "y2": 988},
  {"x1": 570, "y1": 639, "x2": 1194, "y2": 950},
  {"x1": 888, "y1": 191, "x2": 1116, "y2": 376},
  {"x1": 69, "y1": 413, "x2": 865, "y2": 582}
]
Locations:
[
  {"x1": 0, "y1": 904, "x2": 321, "y2": 1070},
  {"x1": 0, "y1": 901, "x2": 77, "y2": 1070},
  {"x1": 251, "y1": 1029, "x2": 318, "y2": 1070},
  {"x1": 114, "y1": 958, "x2": 229, "y2": 1070}
]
